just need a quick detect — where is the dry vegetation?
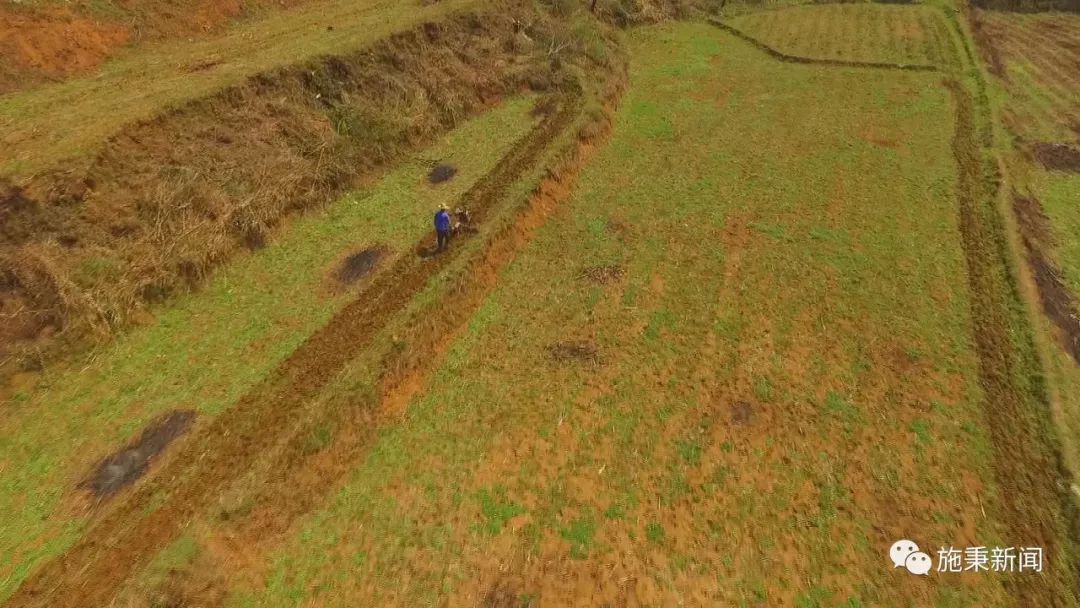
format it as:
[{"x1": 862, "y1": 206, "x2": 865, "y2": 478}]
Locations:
[{"x1": 0, "y1": 0, "x2": 727, "y2": 381}]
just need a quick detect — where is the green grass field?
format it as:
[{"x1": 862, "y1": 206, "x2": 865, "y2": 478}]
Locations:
[
  {"x1": 194, "y1": 21, "x2": 1014, "y2": 606},
  {"x1": 0, "y1": 95, "x2": 539, "y2": 602}
]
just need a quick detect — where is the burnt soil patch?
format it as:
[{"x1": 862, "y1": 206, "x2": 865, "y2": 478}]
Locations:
[
  {"x1": 547, "y1": 340, "x2": 600, "y2": 364},
  {"x1": 80, "y1": 410, "x2": 196, "y2": 499},
  {"x1": 1014, "y1": 194, "x2": 1080, "y2": 364},
  {"x1": 1030, "y1": 142, "x2": 1080, "y2": 172},
  {"x1": 428, "y1": 163, "x2": 458, "y2": 184},
  {"x1": 335, "y1": 246, "x2": 387, "y2": 284}
]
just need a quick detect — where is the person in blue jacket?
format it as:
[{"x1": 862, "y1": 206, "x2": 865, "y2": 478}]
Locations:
[{"x1": 434, "y1": 204, "x2": 452, "y2": 252}]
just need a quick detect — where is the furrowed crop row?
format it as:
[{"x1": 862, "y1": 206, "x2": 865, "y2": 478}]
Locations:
[
  {"x1": 1004, "y1": 23, "x2": 1080, "y2": 82},
  {"x1": 1006, "y1": 62, "x2": 1077, "y2": 139},
  {"x1": 1009, "y1": 54, "x2": 1080, "y2": 129}
]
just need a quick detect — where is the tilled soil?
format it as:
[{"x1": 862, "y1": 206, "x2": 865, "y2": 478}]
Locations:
[
  {"x1": 2, "y1": 91, "x2": 582, "y2": 608},
  {"x1": 1014, "y1": 194, "x2": 1080, "y2": 364},
  {"x1": 1030, "y1": 142, "x2": 1080, "y2": 172},
  {"x1": 192, "y1": 84, "x2": 622, "y2": 583}
]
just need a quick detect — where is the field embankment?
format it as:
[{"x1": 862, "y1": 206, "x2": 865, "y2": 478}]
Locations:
[{"x1": 967, "y1": 7, "x2": 1080, "y2": 498}]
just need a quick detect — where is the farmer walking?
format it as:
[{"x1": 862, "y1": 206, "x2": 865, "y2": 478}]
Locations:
[{"x1": 434, "y1": 204, "x2": 452, "y2": 252}]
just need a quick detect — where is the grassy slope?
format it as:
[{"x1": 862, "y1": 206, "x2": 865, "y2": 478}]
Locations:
[
  {"x1": 725, "y1": 3, "x2": 959, "y2": 67},
  {"x1": 236, "y1": 22, "x2": 1010, "y2": 607},
  {"x1": 0, "y1": 96, "x2": 538, "y2": 601},
  {"x1": 0, "y1": 0, "x2": 479, "y2": 179}
]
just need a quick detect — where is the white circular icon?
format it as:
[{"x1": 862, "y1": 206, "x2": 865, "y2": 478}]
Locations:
[
  {"x1": 905, "y1": 551, "x2": 932, "y2": 575},
  {"x1": 890, "y1": 539, "x2": 919, "y2": 568}
]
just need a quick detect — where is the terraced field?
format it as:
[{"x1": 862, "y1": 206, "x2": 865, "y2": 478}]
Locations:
[{"x1": 723, "y1": 3, "x2": 961, "y2": 68}]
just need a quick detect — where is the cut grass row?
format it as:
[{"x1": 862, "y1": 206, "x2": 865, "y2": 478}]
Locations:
[{"x1": 0, "y1": 95, "x2": 540, "y2": 602}]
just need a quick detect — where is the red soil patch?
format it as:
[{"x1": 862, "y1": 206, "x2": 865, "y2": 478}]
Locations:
[
  {"x1": 0, "y1": 7, "x2": 128, "y2": 88},
  {"x1": 860, "y1": 125, "x2": 901, "y2": 149}
]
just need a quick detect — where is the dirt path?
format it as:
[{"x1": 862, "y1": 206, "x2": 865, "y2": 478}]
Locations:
[{"x1": 2, "y1": 92, "x2": 582, "y2": 608}]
